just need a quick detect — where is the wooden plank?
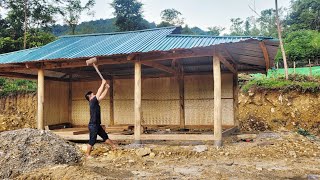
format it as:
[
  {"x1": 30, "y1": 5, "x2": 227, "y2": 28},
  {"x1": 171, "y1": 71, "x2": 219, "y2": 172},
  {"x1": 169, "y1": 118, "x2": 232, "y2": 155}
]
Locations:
[
  {"x1": 141, "y1": 61, "x2": 177, "y2": 74},
  {"x1": 140, "y1": 134, "x2": 217, "y2": 141},
  {"x1": 213, "y1": 55, "x2": 222, "y2": 147},
  {"x1": 53, "y1": 132, "x2": 218, "y2": 141},
  {"x1": 259, "y1": 41, "x2": 270, "y2": 71},
  {"x1": 216, "y1": 53, "x2": 237, "y2": 74},
  {"x1": 134, "y1": 61, "x2": 142, "y2": 143},
  {"x1": 37, "y1": 68, "x2": 44, "y2": 130}
]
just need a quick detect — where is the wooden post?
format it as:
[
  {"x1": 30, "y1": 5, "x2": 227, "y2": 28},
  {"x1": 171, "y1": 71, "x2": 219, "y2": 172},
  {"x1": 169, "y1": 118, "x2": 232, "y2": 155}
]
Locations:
[
  {"x1": 233, "y1": 73, "x2": 239, "y2": 127},
  {"x1": 109, "y1": 78, "x2": 114, "y2": 126},
  {"x1": 213, "y1": 55, "x2": 222, "y2": 147},
  {"x1": 178, "y1": 66, "x2": 185, "y2": 129},
  {"x1": 37, "y1": 68, "x2": 44, "y2": 130},
  {"x1": 309, "y1": 59, "x2": 312, "y2": 76},
  {"x1": 68, "y1": 74, "x2": 72, "y2": 123},
  {"x1": 293, "y1": 61, "x2": 296, "y2": 74},
  {"x1": 134, "y1": 61, "x2": 142, "y2": 144}
]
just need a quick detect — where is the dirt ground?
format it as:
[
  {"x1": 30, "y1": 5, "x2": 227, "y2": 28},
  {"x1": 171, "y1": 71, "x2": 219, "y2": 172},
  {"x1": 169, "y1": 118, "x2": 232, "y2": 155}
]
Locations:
[{"x1": 16, "y1": 130, "x2": 320, "y2": 180}]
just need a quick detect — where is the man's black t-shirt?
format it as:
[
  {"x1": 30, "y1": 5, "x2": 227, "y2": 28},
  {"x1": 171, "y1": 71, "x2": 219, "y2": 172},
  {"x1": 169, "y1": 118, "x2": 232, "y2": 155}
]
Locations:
[{"x1": 89, "y1": 96, "x2": 101, "y2": 125}]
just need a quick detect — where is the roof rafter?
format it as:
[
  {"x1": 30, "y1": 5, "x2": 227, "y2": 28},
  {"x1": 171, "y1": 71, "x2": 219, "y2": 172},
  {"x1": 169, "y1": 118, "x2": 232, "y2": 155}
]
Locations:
[{"x1": 141, "y1": 61, "x2": 177, "y2": 75}]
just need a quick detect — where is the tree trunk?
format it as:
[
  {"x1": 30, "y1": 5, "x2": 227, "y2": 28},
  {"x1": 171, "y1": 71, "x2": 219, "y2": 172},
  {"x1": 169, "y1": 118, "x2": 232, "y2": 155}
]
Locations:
[
  {"x1": 23, "y1": 0, "x2": 28, "y2": 49},
  {"x1": 275, "y1": 0, "x2": 289, "y2": 80}
]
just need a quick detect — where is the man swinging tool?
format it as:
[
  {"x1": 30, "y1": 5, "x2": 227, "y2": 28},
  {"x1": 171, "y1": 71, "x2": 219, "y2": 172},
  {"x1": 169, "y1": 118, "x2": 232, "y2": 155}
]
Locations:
[{"x1": 85, "y1": 57, "x2": 117, "y2": 158}]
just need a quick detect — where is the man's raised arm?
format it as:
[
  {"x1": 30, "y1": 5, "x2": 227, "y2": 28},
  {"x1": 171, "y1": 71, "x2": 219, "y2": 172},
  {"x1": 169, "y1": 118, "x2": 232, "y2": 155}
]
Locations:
[
  {"x1": 96, "y1": 79, "x2": 107, "y2": 101},
  {"x1": 98, "y1": 84, "x2": 110, "y2": 101}
]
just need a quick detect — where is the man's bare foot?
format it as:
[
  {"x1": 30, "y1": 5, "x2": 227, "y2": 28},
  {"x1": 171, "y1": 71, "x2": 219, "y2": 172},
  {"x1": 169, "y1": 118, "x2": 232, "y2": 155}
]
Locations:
[{"x1": 86, "y1": 155, "x2": 94, "y2": 159}]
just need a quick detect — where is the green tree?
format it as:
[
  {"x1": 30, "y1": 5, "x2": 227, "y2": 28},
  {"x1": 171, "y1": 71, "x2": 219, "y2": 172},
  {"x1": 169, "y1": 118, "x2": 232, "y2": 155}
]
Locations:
[
  {"x1": 276, "y1": 30, "x2": 320, "y2": 64},
  {"x1": 159, "y1": 8, "x2": 184, "y2": 26},
  {"x1": 181, "y1": 25, "x2": 194, "y2": 35},
  {"x1": 230, "y1": 18, "x2": 244, "y2": 35},
  {"x1": 111, "y1": 0, "x2": 148, "y2": 31},
  {"x1": 0, "y1": 0, "x2": 62, "y2": 47},
  {"x1": 61, "y1": 0, "x2": 95, "y2": 35},
  {"x1": 257, "y1": 9, "x2": 278, "y2": 37},
  {"x1": 286, "y1": 0, "x2": 320, "y2": 31},
  {"x1": 207, "y1": 26, "x2": 225, "y2": 36}
]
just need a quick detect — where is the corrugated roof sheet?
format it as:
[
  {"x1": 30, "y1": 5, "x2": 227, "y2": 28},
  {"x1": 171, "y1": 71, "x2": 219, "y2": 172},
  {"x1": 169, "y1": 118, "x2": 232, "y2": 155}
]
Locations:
[{"x1": 0, "y1": 26, "x2": 274, "y2": 64}]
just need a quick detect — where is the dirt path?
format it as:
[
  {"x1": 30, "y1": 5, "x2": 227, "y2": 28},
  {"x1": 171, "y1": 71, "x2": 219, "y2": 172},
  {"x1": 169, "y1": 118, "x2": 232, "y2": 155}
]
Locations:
[{"x1": 17, "y1": 131, "x2": 320, "y2": 180}]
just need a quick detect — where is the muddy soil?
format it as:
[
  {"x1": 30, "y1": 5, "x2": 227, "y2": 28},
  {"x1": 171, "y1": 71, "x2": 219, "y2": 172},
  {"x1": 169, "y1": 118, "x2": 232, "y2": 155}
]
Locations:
[{"x1": 17, "y1": 131, "x2": 320, "y2": 179}]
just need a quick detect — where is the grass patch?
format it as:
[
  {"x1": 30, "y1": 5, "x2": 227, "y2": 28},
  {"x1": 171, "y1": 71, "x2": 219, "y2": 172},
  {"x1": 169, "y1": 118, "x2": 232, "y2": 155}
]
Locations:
[
  {"x1": 0, "y1": 78, "x2": 37, "y2": 97},
  {"x1": 242, "y1": 74, "x2": 320, "y2": 93}
]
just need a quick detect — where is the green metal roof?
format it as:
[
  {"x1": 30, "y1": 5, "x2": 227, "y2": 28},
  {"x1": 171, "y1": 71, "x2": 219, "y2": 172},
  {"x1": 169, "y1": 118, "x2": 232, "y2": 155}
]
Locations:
[{"x1": 0, "y1": 26, "x2": 275, "y2": 64}]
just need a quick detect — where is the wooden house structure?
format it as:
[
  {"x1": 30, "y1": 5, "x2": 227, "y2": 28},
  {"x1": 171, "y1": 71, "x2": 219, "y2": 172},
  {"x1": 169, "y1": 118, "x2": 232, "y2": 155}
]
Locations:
[{"x1": 0, "y1": 26, "x2": 279, "y2": 146}]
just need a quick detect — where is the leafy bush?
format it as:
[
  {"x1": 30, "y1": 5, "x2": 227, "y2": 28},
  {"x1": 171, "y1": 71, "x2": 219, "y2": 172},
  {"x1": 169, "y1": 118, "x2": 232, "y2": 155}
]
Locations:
[{"x1": 0, "y1": 78, "x2": 36, "y2": 97}]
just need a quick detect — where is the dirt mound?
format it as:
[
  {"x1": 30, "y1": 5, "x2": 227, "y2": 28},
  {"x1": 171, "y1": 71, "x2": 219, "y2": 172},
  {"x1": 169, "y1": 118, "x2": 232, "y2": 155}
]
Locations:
[
  {"x1": 0, "y1": 93, "x2": 36, "y2": 131},
  {"x1": 239, "y1": 91, "x2": 320, "y2": 135},
  {"x1": 0, "y1": 128, "x2": 82, "y2": 179}
]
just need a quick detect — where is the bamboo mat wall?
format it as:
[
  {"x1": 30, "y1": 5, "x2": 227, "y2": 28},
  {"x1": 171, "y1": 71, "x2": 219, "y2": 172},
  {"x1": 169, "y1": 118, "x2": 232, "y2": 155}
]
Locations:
[
  {"x1": 69, "y1": 74, "x2": 235, "y2": 126},
  {"x1": 184, "y1": 74, "x2": 234, "y2": 126},
  {"x1": 44, "y1": 80, "x2": 69, "y2": 126}
]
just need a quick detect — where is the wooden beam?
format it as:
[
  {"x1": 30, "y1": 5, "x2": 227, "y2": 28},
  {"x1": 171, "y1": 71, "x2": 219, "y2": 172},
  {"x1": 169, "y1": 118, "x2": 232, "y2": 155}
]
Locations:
[
  {"x1": 216, "y1": 53, "x2": 237, "y2": 74},
  {"x1": 134, "y1": 61, "x2": 142, "y2": 143},
  {"x1": 139, "y1": 48, "x2": 214, "y2": 62},
  {"x1": 141, "y1": 61, "x2": 177, "y2": 74},
  {"x1": 37, "y1": 68, "x2": 44, "y2": 130},
  {"x1": 0, "y1": 72, "x2": 69, "y2": 81},
  {"x1": 213, "y1": 55, "x2": 222, "y2": 147},
  {"x1": 259, "y1": 41, "x2": 270, "y2": 71},
  {"x1": 0, "y1": 56, "x2": 130, "y2": 72},
  {"x1": 109, "y1": 78, "x2": 114, "y2": 126},
  {"x1": 219, "y1": 45, "x2": 237, "y2": 65}
]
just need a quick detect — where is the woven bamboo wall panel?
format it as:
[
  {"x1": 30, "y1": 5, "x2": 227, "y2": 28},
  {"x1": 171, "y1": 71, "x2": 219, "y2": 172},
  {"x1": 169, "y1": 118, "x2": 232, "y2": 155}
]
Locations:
[
  {"x1": 114, "y1": 79, "x2": 134, "y2": 100},
  {"x1": 114, "y1": 100, "x2": 134, "y2": 124},
  {"x1": 184, "y1": 74, "x2": 233, "y2": 99},
  {"x1": 72, "y1": 81, "x2": 110, "y2": 100},
  {"x1": 72, "y1": 99, "x2": 110, "y2": 126},
  {"x1": 142, "y1": 100, "x2": 180, "y2": 125},
  {"x1": 185, "y1": 99, "x2": 234, "y2": 126},
  {"x1": 142, "y1": 77, "x2": 179, "y2": 100},
  {"x1": 44, "y1": 81, "x2": 69, "y2": 126}
]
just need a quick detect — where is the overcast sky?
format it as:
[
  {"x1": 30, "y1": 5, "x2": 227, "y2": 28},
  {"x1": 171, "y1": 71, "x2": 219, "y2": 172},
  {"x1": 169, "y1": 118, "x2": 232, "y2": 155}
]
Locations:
[{"x1": 79, "y1": 0, "x2": 291, "y2": 32}]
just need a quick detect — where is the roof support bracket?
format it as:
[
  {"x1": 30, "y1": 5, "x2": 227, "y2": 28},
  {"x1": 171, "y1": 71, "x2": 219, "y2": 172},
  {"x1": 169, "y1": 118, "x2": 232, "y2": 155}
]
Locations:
[{"x1": 259, "y1": 41, "x2": 270, "y2": 71}]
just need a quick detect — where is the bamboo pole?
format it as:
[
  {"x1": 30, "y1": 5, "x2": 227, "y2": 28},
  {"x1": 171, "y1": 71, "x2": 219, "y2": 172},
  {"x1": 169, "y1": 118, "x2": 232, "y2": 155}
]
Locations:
[
  {"x1": 134, "y1": 61, "x2": 142, "y2": 144},
  {"x1": 213, "y1": 55, "x2": 222, "y2": 147},
  {"x1": 37, "y1": 68, "x2": 44, "y2": 130}
]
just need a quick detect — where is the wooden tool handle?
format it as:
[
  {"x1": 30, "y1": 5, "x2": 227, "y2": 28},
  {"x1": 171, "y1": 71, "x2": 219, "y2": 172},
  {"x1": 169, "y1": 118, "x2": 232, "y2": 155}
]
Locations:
[{"x1": 93, "y1": 63, "x2": 104, "y2": 80}]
